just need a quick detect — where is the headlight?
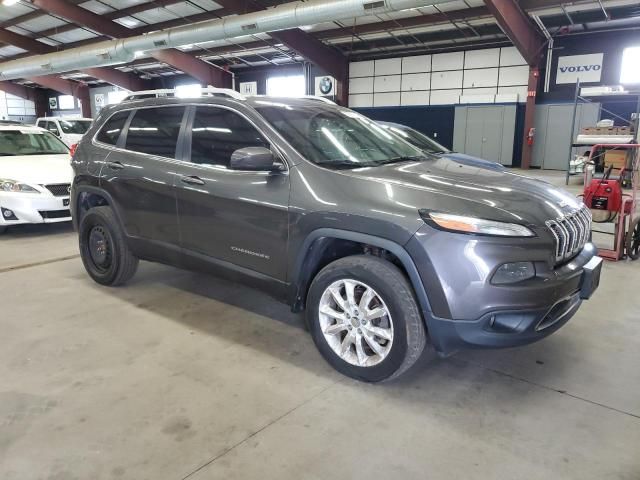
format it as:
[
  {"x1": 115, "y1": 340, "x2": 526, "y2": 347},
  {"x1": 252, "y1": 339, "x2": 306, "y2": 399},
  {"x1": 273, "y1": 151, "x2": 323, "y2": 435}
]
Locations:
[
  {"x1": 421, "y1": 210, "x2": 535, "y2": 237},
  {"x1": 0, "y1": 179, "x2": 39, "y2": 193}
]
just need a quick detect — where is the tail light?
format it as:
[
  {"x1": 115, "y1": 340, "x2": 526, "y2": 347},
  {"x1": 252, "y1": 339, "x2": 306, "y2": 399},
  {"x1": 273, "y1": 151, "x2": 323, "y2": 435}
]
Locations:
[{"x1": 69, "y1": 143, "x2": 78, "y2": 158}]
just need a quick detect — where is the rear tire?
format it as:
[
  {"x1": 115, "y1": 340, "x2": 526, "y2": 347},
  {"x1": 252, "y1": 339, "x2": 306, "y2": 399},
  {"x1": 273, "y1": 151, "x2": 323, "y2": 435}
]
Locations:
[
  {"x1": 307, "y1": 255, "x2": 426, "y2": 383},
  {"x1": 79, "y1": 206, "x2": 138, "y2": 286}
]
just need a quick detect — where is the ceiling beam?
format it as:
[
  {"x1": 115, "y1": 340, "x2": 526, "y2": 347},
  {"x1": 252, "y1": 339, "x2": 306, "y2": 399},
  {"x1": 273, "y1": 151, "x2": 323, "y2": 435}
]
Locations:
[
  {"x1": 483, "y1": 0, "x2": 546, "y2": 65},
  {"x1": 212, "y1": 0, "x2": 348, "y2": 103},
  {"x1": 30, "y1": 0, "x2": 231, "y2": 87},
  {"x1": 0, "y1": 28, "x2": 148, "y2": 91}
]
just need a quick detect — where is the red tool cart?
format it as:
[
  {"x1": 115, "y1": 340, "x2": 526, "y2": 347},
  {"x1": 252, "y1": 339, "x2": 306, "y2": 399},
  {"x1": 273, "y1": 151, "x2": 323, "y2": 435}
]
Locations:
[{"x1": 581, "y1": 143, "x2": 640, "y2": 261}]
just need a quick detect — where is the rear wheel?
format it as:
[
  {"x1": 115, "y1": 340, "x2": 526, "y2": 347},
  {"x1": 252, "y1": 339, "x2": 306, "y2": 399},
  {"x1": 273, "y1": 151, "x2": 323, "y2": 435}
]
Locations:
[
  {"x1": 626, "y1": 217, "x2": 640, "y2": 260},
  {"x1": 79, "y1": 206, "x2": 138, "y2": 285},
  {"x1": 307, "y1": 255, "x2": 426, "y2": 382}
]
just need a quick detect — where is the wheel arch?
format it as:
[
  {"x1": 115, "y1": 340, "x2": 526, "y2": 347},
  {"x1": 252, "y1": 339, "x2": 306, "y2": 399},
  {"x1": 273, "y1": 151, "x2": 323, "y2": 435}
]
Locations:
[
  {"x1": 73, "y1": 186, "x2": 121, "y2": 231},
  {"x1": 289, "y1": 228, "x2": 434, "y2": 324}
]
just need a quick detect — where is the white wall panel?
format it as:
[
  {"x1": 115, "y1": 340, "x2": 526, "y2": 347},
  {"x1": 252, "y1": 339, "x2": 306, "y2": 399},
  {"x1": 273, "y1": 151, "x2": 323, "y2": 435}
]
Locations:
[
  {"x1": 495, "y1": 93, "x2": 520, "y2": 103},
  {"x1": 374, "y1": 75, "x2": 401, "y2": 92},
  {"x1": 375, "y1": 58, "x2": 402, "y2": 76},
  {"x1": 350, "y1": 60, "x2": 374, "y2": 78},
  {"x1": 498, "y1": 85, "x2": 528, "y2": 102},
  {"x1": 463, "y1": 68, "x2": 499, "y2": 88},
  {"x1": 498, "y1": 65, "x2": 530, "y2": 86},
  {"x1": 463, "y1": 87, "x2": 497, "y2": 95},
  {"x1": 349, "y1": 77, "x2": 374, "y2": 94},
  {"x1": 401, "y1": 73, "x2": 430, "y2": 91},
  {"x1": 431, "y1": 70, "x2": 463, "y2": 90},
  {"x1": 460, "y1": 94, "x2": 495, "y2": 104},
  {"x1": 374, "y1": 92, "x2": 401, "y2": 107},
  {"x1": 500, "y1": 46, "x2": 527, "y2": 66},
  {"x1": 401, "y1": 90, "x2": 430, "y2": 106},
  {"x1": 464, "y1": 48, "x2": 500, "y2": 69},
  {"x1": 401, "y1": 55, "x2": 431, "y2": 74},
  {"x1": 432, "y1": 52, "x2": 464, "y2": 71},
  {"x1": 349, "y1": 93, "x2": 374, "y2": 108},
  {"x1": 430, "y1": 90, "x2": 461, "y2": 105}
]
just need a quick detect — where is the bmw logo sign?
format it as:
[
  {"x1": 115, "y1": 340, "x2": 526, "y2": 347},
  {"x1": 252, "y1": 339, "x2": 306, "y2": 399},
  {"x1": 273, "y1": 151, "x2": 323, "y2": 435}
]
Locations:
[{"x1": 319, "y1": 76, "x2": 333, "y2": 95}]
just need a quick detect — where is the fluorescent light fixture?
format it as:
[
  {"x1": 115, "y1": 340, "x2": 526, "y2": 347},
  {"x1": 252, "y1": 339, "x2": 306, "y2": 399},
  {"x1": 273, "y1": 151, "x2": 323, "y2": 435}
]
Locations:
[
  {"x1": 2, "y1": 0, "x2": 20, "y2": 5},
  {"x1": 175, "y1": 83, "x2": 202, "y2": 98},
  {"x1": 620, "y1": 46, "x2": 640, "y2": 84}
]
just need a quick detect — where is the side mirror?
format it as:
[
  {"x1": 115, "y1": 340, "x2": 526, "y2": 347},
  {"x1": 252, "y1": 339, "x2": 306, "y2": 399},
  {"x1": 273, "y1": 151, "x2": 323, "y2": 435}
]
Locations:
[{"x1": 230, "y1": 147, "x2": 280, "y2": 171}]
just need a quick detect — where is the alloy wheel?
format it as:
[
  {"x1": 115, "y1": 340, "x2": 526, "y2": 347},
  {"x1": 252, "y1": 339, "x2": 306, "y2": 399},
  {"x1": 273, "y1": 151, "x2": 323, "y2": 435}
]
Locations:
[{"x1": 318, "y1": 279, "x2": 394, "y2": 367}]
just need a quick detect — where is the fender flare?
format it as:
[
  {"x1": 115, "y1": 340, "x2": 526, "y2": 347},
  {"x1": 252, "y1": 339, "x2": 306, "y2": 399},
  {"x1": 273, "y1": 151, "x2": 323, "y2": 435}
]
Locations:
[
  {"x1": 72, "y1": 185, "x2": 124, "y2": 231},
  {"x1": 290, "y1": 228, "x2": 434, "y2": 323}
]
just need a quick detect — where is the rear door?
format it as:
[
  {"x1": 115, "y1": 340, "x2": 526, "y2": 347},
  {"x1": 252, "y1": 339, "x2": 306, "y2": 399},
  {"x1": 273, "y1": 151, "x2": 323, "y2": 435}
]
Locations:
[
  {"x1": 98, "y1": 106, "x2": 185, "y2": 259},
  {"x1": 175, "y1": 105, "x2": 289, "y2": 281}
]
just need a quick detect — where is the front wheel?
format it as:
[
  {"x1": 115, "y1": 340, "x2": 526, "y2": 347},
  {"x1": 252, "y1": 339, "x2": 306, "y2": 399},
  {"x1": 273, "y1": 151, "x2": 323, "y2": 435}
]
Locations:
[{"x1": 307, "y1": 255, "x2": 426, "y2": 382}]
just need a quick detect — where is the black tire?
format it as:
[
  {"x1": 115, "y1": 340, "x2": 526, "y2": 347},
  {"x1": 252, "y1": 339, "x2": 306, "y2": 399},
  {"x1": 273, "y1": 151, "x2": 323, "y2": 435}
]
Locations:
[
  {"x1": 626, "y1": 217, "x2": 640, "y2": 261},
  {"x1": 307, "y1": 255, "x2": 426, "y2": 383},
  {"x1": 79, "y1": 206, "x2": 138, "y2": 286}
]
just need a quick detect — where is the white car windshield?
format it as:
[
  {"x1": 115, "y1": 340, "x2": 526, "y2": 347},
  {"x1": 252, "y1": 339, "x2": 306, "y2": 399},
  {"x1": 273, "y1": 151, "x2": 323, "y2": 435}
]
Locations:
[
  {"x1": 59, "y1": 119, "x2": 92, "y2": 134},
  {"x1": 0, "y1": 130, "x2": 69, "y2": 156}
]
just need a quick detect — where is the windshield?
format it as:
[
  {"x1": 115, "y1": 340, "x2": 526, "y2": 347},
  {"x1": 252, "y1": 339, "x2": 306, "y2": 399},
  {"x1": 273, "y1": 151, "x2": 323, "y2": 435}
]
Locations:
[
  {"x1": 254, "y1": 103, "x2": 425, "y2": 168},
  {"x1": 0, "y1": 130, "x2": 69, "y2": 156},
  {"x1": 58, "y1": 119, "x2": 92, "y2": 134},
  {"x1": 379, "y1": 123, "x2": 449, "y2": 154}
]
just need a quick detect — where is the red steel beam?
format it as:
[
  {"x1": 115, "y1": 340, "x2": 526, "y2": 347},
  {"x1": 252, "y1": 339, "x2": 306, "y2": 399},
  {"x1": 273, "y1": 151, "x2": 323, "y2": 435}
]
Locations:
[
  {"x1": 483, "y1": 0, "x2": 546, "y2": 169},
  {"x1": 483, "y1": 0, "x2": 545, "y2": 66},
  {"x1": 31, "y1": 0, "x2": 231, "y2": 87},
  {"x1": 28, "y1": 75, "x2": 91, "y2": 117},
  {"x1": 213, "y1": 0, "x2": 349, "y2": 104}
]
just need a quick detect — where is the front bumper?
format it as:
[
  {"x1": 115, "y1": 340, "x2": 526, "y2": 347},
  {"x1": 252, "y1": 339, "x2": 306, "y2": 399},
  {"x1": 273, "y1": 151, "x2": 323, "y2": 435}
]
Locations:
[
  {"x1": 406, "y1": 224, "x2": 602, "y2": 354},
  {"x1": 0, "y1": 191, "x2": 71, "y2": 226}
]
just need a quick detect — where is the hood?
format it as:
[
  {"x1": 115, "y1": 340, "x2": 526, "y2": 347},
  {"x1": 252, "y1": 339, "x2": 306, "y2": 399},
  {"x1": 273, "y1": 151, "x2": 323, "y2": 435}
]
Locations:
[
  {"x1": 0, "y1": 154, "x2": 73, "y2": 186},
  {"x1": 341, "y1": 154, "x2": 581, "y2": 225}
]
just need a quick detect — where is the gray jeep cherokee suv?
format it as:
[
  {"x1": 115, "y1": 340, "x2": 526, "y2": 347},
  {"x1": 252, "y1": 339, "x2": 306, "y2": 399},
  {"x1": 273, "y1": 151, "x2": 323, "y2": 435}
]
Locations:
[{"x1": 71, "y1": 92, "x2": 602, "y2": 382}]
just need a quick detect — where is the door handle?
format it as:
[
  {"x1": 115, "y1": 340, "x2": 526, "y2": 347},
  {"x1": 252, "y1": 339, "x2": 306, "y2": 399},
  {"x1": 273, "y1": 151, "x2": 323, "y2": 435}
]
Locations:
[
  {"x1": 181, "y1": 175, "x2": 205, "y2": 186},
  {"x1": 107, "y1": 161, "x2": 124, "y2": 170}
]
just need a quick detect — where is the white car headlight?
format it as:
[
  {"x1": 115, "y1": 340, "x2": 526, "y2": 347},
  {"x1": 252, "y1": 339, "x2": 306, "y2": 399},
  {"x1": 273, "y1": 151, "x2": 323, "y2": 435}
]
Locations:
[
  {"x1": 422, "y1": 211, "x2": 535, "y2": 237},
  {"x1": 0, "y1": 179, "x2": 39, "y2": 193}
]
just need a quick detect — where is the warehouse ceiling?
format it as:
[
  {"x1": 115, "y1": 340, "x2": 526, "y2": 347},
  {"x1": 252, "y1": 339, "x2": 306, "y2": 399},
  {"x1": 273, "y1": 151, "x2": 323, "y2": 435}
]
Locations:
[{"x1": 0, "y1": 0, "x2": 638, "y2": 86}]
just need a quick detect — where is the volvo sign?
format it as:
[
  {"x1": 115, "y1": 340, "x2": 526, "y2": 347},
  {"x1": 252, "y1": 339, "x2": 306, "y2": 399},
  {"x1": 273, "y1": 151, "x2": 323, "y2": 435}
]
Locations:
[{"x1": 556, "y1": 53, "x2": 603, "y2": 84}]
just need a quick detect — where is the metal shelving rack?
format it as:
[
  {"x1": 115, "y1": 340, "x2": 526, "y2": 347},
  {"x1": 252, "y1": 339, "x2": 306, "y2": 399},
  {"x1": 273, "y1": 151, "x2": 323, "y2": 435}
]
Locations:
[{"x1": 565, "y1": 80, "x2": 640, "y2": 185}]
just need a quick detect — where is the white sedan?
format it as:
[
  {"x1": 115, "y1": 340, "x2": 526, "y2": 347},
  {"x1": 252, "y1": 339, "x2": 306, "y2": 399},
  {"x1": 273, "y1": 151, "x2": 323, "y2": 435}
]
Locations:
[{"x1": 0, "y1": 124, "x2": 73, "y2": 233}]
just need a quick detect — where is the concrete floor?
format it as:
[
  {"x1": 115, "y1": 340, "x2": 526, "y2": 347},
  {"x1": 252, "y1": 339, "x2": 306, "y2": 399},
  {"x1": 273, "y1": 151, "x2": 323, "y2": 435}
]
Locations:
[{"x1": 1, "y1": 170, "x2": 639, "y2": 480}]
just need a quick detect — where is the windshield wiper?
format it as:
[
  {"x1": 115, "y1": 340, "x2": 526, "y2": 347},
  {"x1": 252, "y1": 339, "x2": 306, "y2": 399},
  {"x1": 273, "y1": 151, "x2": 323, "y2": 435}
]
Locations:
[{"x1": 380, "y1": 155, "x2": 426, "y2": 165}]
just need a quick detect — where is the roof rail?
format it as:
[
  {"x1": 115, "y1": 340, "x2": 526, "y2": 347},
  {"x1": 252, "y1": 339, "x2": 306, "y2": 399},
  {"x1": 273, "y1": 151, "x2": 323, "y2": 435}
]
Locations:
[
  {"x1": 123, "y1": 87, "x2": 246, "y2": 102},
  {"x1": 298, "y1": 95, "x2": 336, "y2": 105}
]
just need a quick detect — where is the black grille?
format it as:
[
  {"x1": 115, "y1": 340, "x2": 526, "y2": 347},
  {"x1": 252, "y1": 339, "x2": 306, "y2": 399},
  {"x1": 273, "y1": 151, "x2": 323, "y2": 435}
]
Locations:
[
  {"x1": 44, "y1": 183, "x2": 70, "y2": 197},
  {"x1": 545, "y1": 206, "x2": 592, "y2": 263},
  {"x1": 39, "y1": 209, "x2": 71, "y2": 219}
]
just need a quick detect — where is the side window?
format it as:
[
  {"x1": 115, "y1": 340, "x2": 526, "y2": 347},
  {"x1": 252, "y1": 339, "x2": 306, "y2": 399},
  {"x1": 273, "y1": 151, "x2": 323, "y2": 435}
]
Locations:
[
  {"x1": 47, "y1": 122, "x2": 60, "y2": 136},
  {"x1": 96, "y1": 110, "x2": 131, "y2": 146},
  {"x1": 190, "y1": 107, "x2": 269, "y2": 167},
  {"x1": 36, "y1": 120, "x2": 45, "y2": 128},
  {"x1": 125, "y1": 106, "x2": 185, "y2": 158}
]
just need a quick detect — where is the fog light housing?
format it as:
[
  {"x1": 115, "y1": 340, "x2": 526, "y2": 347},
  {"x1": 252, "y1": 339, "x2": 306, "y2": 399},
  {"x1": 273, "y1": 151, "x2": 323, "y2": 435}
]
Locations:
[
  {"x1": 491, "y1": 262, "x2": 535, "y2": 285},
  {"x1": 1, "y1": 207, "x2": 17, "y2": 220}
]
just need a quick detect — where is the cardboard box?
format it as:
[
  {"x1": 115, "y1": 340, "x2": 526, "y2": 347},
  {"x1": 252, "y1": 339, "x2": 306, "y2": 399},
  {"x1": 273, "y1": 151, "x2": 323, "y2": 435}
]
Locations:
[
  {"x1": 595, "y1": 126, "x2": 617, "y2": 135},
  {"x1": 580, "y1": 127, "x2": 598, "y2": 135},
  {"x1": 616, "y1": 126, "x2": 635, "y2": 135},
  {"x1": 604, "y1": 149, "x2": 628, "y2": 170}
]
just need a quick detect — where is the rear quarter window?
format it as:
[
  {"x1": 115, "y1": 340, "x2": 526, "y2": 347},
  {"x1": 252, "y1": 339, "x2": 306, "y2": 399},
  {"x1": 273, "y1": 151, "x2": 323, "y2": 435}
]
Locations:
[{"x1": 96, "y1": 110, "x2": 131, "y2": 146}]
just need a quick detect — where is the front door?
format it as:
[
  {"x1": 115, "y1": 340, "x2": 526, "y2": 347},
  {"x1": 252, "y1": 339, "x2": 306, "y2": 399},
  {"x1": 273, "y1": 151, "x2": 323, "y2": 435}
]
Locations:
[{"x1": 175, "y1": 105, "x2": 289, "y2": 281}]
